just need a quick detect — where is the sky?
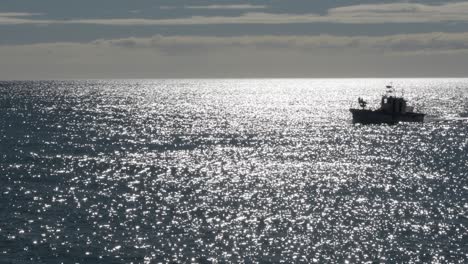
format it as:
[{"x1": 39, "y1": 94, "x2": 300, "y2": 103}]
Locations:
[{"x1": 1, "y1": 0, "x2": 468, "y2": 79}]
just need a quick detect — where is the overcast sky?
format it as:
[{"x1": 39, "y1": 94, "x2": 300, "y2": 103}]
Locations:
[{"x1": 1, "y1": 0, "x2": 468, "y2": 79}]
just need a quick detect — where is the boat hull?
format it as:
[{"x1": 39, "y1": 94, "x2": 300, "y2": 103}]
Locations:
[{"x1": 350, "y1": 109, "x2": 425, "y2": 124}]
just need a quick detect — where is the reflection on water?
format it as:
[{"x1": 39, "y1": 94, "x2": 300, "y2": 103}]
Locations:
[{"x1": 1, "y1": 79, "x2": 467, "y2": 263}]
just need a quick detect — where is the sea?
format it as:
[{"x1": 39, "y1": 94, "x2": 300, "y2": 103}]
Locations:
[{"x1": 0, "y1": 79, "x2": 467, "y2": 263}]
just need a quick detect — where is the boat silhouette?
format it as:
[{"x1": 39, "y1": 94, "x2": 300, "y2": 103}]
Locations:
[{"x1": 350, "y1": 85, "x2": 425, "y2": 124}]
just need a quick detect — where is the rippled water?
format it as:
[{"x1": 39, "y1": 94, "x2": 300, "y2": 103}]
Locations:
[{"x1": 1, "y1": 79, "x2": 467, "y2": 263}]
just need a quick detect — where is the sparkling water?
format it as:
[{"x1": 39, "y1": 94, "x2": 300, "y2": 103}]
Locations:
[{"x1": 1, "y1": 79, "x2": 467, "y2": 263}]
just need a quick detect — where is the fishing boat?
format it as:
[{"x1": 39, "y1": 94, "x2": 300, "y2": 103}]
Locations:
[{"x1": 350, "y1": 85, "x2": 425, "y2": 124}]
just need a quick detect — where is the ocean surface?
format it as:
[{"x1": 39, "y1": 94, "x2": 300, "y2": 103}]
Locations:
[{"x1": 0, "y1": 79, "x2": 467, "y2": 263}]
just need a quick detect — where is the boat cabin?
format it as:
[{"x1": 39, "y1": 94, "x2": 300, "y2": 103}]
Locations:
[{"x1": 381, "y1": 96, "x2": 407, "y2": 114}]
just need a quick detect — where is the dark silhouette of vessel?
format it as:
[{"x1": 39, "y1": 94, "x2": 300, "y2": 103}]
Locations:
[{"x1": 350, "y1": 85, "x2": 425, "y2": 124}]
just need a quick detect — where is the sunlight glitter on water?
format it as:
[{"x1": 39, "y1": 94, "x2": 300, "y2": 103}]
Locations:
[{"x1": 0, "y1": 79, "x2": 467, "y2": 263}]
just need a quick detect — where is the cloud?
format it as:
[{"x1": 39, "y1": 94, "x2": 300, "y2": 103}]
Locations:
[
  {"x1": 92, "y1": 33, "x2": 468, "y2": 54},
  {"x1": 327, "y1": 2, "x2": 468, "y2": 23},
  {"x1": 2, "y1": 35, "x2": 468, "y2": 79},
  {"x1": 3, "y1": 2, "x2": 468, "y2": 25},
  {"x1": 184, "y1": 4, "x2": 267, "y2": 10},
  {"x1": 0, "y1": 12, "x2": 48, "y2": 25},
  {"x1": 160, "y1": 4, "x2": 267, "y2": 10},
  {"x1": 0, "y1": 12, "x2": 42, "y2": 17}
]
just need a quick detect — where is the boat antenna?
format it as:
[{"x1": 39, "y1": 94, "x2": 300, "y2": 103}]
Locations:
[{"x1": 386, "y1": 82, "x2": 394, "y2": 96}]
